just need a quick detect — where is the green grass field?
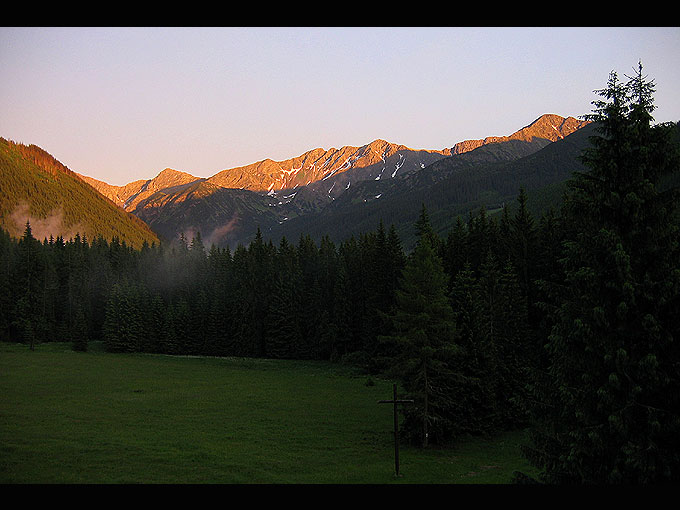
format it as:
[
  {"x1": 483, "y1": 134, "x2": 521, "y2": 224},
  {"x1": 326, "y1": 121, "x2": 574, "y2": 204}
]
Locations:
[{"x1": 0, "y1": 342, "x2": 537, "y2": 484}]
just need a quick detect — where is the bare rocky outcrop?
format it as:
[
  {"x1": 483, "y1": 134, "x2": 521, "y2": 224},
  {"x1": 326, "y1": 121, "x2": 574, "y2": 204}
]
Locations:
[
  {"x1": 80, "y1": 168, "x2": 202, "y2": 211},
  {"x1": 206, "y1": 140, "x2": 451, "y2": 195},
  {"x1": 450, "y1": 114, "x2": 589, "y2": 155},
  {"x1": 79, "y1": 113, "x2": 590, "y2": 225}
]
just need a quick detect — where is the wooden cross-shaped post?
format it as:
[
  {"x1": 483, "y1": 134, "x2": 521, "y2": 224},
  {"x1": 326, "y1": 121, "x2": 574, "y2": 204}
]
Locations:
[{"x1": 378, "y1": 383, "x2": 414, "y2": 477}]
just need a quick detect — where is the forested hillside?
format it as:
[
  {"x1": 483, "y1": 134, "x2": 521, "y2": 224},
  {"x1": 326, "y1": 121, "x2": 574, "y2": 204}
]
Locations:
[{"x1": 0, "y1": 138, "x2": 159, "y2": 249}]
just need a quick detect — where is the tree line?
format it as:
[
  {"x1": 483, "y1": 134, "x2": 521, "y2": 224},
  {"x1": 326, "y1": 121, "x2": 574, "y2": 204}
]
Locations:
[
  {"x1": 1, "y1": 64, "x2": 678, "y2": 484},
  {"x1": 0, "y1": 187, "x2": 559, "y2": 436},
  {"x1": 1, "y1": 200, "x2": 537, "y2": 360}
]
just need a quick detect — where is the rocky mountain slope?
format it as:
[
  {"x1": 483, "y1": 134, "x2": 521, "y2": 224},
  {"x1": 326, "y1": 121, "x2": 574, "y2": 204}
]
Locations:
[
  {"x1": 207, "y1": 139, "x2": 452, "y2": 197},
  {"x1": 273, "y1": 121, "x2": 598, "y2": 248},
  {"x1": 450, "y1": 113, "x2": 589, "y2": 154},
  {"x1": 80, "y1": 168, "x2": 204, "y2": 211},
  {"x1": 3, "y1": 113, "x2": 590, "y2": 249},
  {"x1": 118, "y1": 113, "x2": 588, "y2": 247}
]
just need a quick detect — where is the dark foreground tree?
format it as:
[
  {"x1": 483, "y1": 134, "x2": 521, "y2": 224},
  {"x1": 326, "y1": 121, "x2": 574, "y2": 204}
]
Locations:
[
  {"x1": 379, "y1": 236, "x2": 459, "y2": 447},
  {"x1": 523, "y1": 64, "x2": 680, "y2": 484}
]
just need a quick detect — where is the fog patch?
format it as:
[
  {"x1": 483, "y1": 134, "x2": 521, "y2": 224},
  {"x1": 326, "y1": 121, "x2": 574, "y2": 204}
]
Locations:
[
  {"x1": 9, "y1": 201, "x2": 86, "y2": 242},
  {"x1": 177, "y1": 214, "x2": 240, "y2": 249},
  {"x1": 206, "y1": 214, "x2": 239, "y2": 247}
]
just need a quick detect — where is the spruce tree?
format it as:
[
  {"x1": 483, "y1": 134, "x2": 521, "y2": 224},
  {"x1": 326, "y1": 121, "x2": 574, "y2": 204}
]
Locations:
[
  {"x1": 325, "y1": 260, "x2": 352, "y2": 361},
  {"x1": 494, "y1": 258, "x2": 529, "y2": 427},
  {"x1": 0, "y1": 229, "x2": 15, "y2": 342},
  {"x1": 102, "y1": 283, "x2": 123, "y2": 352},
  {"x1": 16, "y1": 221, "x2": 43, "y2": 349},
  {"x1": 524, "y1": 64, "x2": 680, "y2": 484},
  {"x1": 163, "y1": 302, "x2": 181, "y2": 355},
  {"x1": 414, "y1": 204, "x2": 439, "y2": 252},
  {"x1": 172, "y1": 297, "x2": 192, "y2": 355},
  {"x1": 442, "y1": 216, "x2": 468, "y2": 295},
  {"x1": 380, "y1": 237, "x2": 459, "y2": 447},
  {"x1": 229, "y1": 244, "x2": 255, "y2": 357},
  {"x1": 102, "y1": 281, "x2": 143, "y2": 353},
  {"x1": 317, "y1": 235, "x2": 352, "y2": 361},
  {"x1": 450, "y1": 262, "x2": 496, "y2": 435},
  {"x1": 296, "y1": 234, "x2": 322, "y2": 359},
  {"x1": 267, "y1": 237, "x2": 303, "y2": 359},
  {"x1": 247, "y1": 228, "x2": 274, "y2": 358},
  {"x1": 340, "y1": 235, "x2": 372, "y2": 359},
  {"x1": 509, "y1": 187, "x2": 536, "y2": 304}
]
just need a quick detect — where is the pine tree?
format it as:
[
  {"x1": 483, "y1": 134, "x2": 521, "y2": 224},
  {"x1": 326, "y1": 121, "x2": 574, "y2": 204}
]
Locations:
[
  {"x1": 102, "y1": 283, "x2": 124, "y2": 352},
  {"x1": 380, "y1": 237, "x2": 459, "y2": 447},
  {"x1": 0, "y1": 229, "x2": 15, "y2": 342},
  {"x1": 494, "y1": 258, "x2": 529, "y2": 427},
  {"x1": 16, "y1": 221, "x2": 44, "y2": 349},
  {"x1": 442, "y1": 216, "x2": 468, "y2": 295},
  {"x1": 524, "y1": 64, "x2": 680, "y2": 484},
  {"x1": 509, "y1": 187, "x2": 537, "y2": 307},
  {"x1": 247, "y1": 228, "x2": 274, "y2": 357},
  {"x1": 267, "y1": 237, "x2": 303, "y2": 359},
  {"x1": 102, "y1": 281, "x2": 142, "y2": 353},
  {"x1": 414, "y1": 204, "x2": 440, "y2": 252},
  {"x1": 296, "y1": 234, "x2": 322, "y2": 359},
  {"x1": 317, "y1": 235, "x2": 352, "y2": 361},
  {"x1": 450, "y1": 262, "x2": 496, "y2": 435}
]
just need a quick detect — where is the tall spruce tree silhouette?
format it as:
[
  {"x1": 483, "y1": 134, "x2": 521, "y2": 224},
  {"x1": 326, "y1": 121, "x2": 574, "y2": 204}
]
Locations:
[{"x1": 523, "y1": 63, "x2": 680, "y2": 484}]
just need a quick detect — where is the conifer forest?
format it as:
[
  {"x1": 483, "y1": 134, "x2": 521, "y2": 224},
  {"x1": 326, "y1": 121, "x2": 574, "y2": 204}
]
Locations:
[{"x1": 2, "y1": 65, "x2": 679, "y2": 484}]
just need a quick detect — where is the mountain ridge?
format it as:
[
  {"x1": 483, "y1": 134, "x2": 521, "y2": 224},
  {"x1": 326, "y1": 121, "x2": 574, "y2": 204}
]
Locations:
[
  {"x1": 3, "y1": 113, "x2": 590, "y2": 248},
  {"x1": 450, "y1": 113, "x2": 589, "y2": 154},
  {"x1": 128, "y1": 114, "x2": 591, "y2": 248},
  {"x1": 270, "y1": 122, "x2": 599, "y2": 249},
  {"x1": 80, "y1": 168, "x2": 204, "y2": 211},
  {"x1": 207, "y1": 139, "x2": 452, "y2": 195},
  {"x1": 82, "y1": 113, "x2": 587, "y2": 209}
]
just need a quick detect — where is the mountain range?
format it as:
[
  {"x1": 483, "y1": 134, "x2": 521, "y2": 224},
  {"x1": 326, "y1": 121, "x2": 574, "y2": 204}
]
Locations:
[{"x1": 2, "y1": 113, "x2": 593, "y2": 249}]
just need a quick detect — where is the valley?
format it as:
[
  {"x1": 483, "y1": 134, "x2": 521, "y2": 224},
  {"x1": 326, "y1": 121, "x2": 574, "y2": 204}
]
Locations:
[{"x1": 58, "y1": 113, "x2": 590, "y2": 249}]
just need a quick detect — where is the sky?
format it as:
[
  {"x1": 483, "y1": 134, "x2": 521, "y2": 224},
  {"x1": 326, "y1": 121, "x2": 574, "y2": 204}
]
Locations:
[{"x1": 1, "y1": 26, "x2": 679, "y2": 186}]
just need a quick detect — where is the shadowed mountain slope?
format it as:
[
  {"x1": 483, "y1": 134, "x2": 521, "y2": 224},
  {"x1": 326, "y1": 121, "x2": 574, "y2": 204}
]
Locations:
[
  {"x1": 2, "y1": 114, "x2": 592, "y2": 249},
  {"x1": 110, "y1": 114, "x2": 590, "y2": 248},
  {"x1": 269, "y1": 122, "x2": 598, "y2": 249}
]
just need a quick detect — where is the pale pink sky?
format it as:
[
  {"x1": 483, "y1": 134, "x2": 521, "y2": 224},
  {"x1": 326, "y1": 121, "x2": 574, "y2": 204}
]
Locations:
[{"x1": 1, "y1": 27, "x2": 679, "y2": 186}]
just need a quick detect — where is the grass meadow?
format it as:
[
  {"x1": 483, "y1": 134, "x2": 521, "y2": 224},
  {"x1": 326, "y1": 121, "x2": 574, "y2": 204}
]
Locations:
[{"x1": 1, "y1": 341, "x2": 537, "y2": 484}]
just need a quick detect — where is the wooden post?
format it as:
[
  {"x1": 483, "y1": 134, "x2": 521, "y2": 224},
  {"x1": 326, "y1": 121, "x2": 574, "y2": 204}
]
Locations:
[{"x1": 378, "y1": 383, "x2": 414, "y2": 477}]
